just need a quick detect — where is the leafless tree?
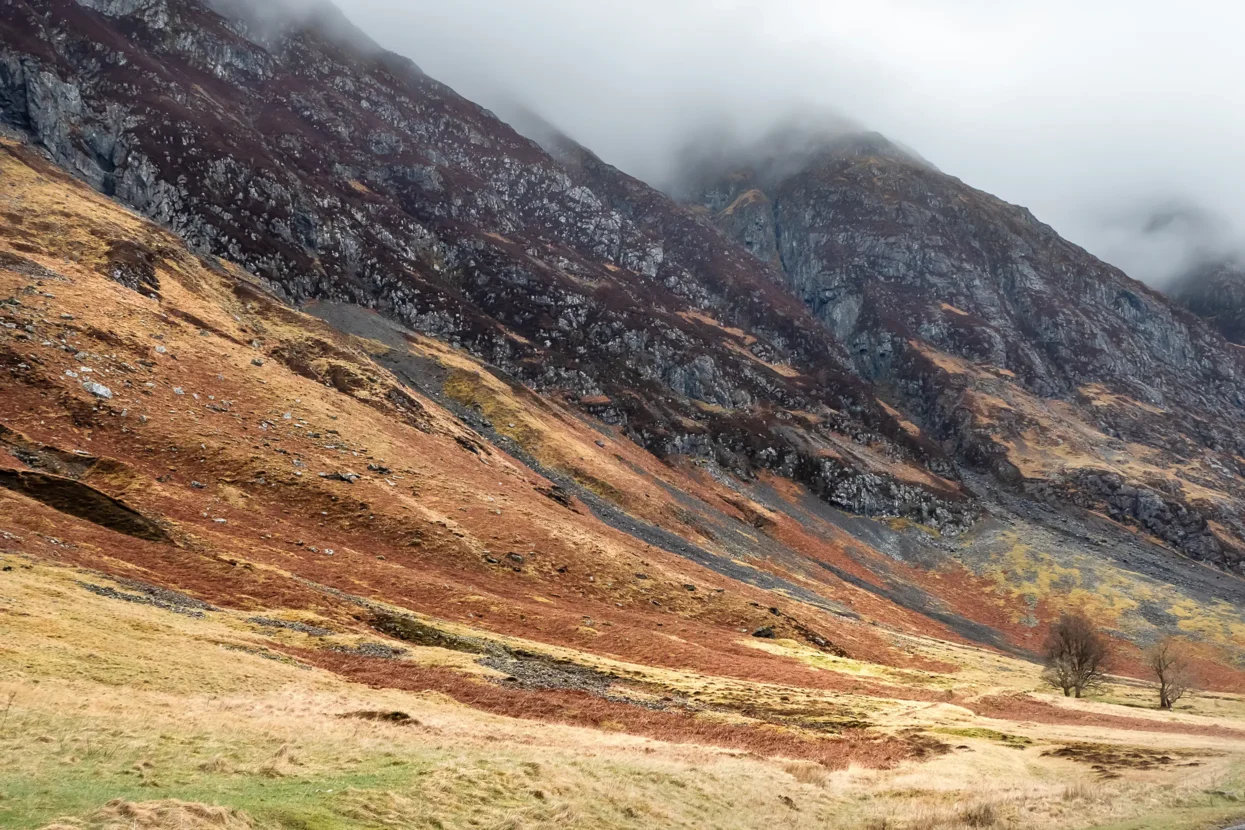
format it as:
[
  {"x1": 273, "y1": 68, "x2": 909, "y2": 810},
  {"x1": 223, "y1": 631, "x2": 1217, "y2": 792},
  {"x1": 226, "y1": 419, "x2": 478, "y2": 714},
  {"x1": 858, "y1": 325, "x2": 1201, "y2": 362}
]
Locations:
[
  {"x1": 1147, "y1": 638, "x2": 1194, "y2": 710},
  {"x1": 1042, "y1": 612, "x2": 1110, "y2": 698}
]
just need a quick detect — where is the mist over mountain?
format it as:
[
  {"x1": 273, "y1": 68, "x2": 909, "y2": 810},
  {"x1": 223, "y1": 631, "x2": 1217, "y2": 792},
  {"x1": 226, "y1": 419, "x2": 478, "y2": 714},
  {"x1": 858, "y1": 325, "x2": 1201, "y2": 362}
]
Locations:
[
  {"x1": 331, "y1": 0, "x2": 1245, "y2": 289},
  {"x1": 1094, "y1": 201, "x2": 1245, "y2": 291},
  {"x1": 1171, "y1": 257, "x2": 1245, "y2": 345}
]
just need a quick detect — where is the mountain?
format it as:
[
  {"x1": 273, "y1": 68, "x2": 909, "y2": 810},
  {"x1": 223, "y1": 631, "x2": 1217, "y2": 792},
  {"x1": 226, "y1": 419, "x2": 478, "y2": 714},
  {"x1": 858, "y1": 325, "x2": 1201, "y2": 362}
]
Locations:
[
  {"x1": 2, "y1": 3, "x2": 1245, "y2": 828},
  {"x1": 0, "y1": 0, "x2": 982, "y2": 534},
  {"x1": 686, "y1": 128, "x2": 1245, "y2": 572},
  {"x1": 2, "y1": 0, "x2": 1244, "y2": 664},
  {"x1": 1172, "y1": 257, "x2": 1245, "y2": 346}
]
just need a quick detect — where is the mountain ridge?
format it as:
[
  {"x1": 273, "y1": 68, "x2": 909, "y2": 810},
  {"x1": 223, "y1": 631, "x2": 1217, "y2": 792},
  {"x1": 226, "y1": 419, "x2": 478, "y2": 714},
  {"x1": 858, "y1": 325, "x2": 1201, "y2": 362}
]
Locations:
[{"x1": 0, "y1": 0, "x2": 987, "y2": 539}]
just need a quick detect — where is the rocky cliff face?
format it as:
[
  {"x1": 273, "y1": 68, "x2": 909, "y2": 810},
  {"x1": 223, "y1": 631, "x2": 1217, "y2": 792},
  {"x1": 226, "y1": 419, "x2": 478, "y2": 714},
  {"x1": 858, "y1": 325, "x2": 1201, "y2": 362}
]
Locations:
[
  {"x1": 0, "y1": 0, "x2": 972, "y2": 530},
  {"x1": 688, "y1": 131, "x2": 1245, "y2": 572},
  {"x1": 1172, "y1": 258, "x2": 1245, "y2": 346}
]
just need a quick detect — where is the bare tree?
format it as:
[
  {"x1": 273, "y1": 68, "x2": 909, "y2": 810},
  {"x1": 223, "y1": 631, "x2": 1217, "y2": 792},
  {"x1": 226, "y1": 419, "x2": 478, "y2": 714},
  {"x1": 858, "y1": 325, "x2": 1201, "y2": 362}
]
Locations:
[
  {"x1": 1147, "y1": 638, "x2": 1194, "y2": 710},
  {"x1": 1042, "y1": 613, "x2": 1110, "y2": 698}
]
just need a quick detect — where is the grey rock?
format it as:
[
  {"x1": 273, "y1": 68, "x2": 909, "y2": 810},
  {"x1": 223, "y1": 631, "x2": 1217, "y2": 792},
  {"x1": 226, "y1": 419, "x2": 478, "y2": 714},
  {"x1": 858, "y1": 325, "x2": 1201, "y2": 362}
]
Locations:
[{"x1": 82, "y1": 381, "x2": 113, "y2": 399}]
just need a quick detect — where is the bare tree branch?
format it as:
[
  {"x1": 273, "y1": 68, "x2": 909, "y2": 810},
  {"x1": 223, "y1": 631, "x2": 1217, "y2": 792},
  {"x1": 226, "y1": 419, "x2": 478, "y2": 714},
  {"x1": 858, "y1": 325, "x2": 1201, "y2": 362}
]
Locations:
[
  {"x1": 1042, "y1": 613, "x2": 1110, "y2": 698},
  {"x1": 1147, "y1": 638, "x2": 1194, "y2": 710}
]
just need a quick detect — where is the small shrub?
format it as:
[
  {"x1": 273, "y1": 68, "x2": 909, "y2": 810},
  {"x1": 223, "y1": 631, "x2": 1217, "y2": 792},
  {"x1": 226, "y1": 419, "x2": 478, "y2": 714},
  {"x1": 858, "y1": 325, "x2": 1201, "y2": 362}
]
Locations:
[
  {"x1": 783, "y1": 760, "x2": 830, "y2": 786},
  {"x1": 905, "y1": 811, "x2": 946, "y2": 830},
  {"x1": 960, "y1": 802, "x2": 999, "y2": 827},
  {"x1": 1062, "y1": 779, "x2": 1100, "y2": 801}
]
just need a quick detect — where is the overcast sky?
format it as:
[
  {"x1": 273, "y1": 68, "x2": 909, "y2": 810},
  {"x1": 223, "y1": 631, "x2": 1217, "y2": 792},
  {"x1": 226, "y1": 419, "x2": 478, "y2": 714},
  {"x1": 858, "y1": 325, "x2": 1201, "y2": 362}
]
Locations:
[{"x1": 332, "y1": 0, "x2": 1245, "y2": 287}]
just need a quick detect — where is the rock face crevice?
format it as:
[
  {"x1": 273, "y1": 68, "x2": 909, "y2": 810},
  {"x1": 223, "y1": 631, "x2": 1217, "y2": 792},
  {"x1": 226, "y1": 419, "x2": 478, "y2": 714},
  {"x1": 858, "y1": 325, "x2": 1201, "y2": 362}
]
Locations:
[
  {"x1": 693, "y1": 133, "x2": 1242, "y2": 409},
  {"x1": 1031, "y1": 471, "x2": 1234, "y2": 570}
]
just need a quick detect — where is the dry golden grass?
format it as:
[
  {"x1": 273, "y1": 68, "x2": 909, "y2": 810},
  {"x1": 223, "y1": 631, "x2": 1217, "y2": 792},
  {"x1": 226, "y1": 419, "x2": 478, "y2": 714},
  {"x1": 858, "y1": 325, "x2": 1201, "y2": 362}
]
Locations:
[
  {"x1": 1, "y1": 560, "x2": 1243, "y2": 830},
  {"x1": 39, "y1": 800, "x2": 257, "y2": 830}
]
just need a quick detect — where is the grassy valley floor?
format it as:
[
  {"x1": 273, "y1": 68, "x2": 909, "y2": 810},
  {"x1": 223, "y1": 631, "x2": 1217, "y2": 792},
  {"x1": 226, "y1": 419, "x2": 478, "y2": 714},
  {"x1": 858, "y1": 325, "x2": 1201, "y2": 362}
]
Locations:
[{"x1": 2, "y1": 560, "x2": 1243, "y2": 830}]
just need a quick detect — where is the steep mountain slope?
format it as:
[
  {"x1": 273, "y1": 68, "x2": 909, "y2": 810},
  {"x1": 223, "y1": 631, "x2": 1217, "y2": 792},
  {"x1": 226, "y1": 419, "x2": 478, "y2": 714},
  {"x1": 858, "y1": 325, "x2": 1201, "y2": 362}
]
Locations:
[
  {"x1": 0, "y1": 137, "x2": 972, "y2": 709},
  {"x1": 0, "y1": 0, "x2": 1240, "y2": 652},
  {"x1": 0, "y1": 0, "x2": 984, "y2": 537},
  {"x1": 1172, "y1": 257, "x2": 1245, "y2": 346},
  {"x1": 687, "y1": 130, "x2": 1245, "y2": 573}
]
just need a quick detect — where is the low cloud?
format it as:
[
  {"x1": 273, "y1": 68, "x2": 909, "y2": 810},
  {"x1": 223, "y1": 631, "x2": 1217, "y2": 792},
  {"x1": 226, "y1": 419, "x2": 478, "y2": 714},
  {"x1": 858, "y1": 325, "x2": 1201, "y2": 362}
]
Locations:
[{"x1": 327, "y1": 0, "x2": 1245, "y2": 286}]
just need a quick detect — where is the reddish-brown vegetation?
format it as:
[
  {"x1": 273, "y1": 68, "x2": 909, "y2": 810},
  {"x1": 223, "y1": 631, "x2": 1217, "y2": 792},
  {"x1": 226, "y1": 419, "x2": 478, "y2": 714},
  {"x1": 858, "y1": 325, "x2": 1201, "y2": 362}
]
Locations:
[
  {"x1": 971, "y1": 694, "x2": 1245, "y2": 740},
  {"x1": 297, "y1": 648, "x2": 943, "y2": 769}
]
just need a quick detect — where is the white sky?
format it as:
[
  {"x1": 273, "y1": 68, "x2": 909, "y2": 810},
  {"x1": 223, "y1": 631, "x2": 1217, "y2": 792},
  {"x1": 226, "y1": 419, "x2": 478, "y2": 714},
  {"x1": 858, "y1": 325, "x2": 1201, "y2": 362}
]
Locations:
[{"x1": 334, "y1": 0, "x2": 1245, "y2": 286}]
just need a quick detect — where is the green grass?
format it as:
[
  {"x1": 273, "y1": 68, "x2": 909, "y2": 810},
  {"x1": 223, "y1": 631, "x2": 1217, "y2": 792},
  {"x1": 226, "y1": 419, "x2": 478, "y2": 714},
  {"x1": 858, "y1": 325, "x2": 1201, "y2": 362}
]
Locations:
[
  {"x1": 1086, "y1": 801, "x2": 1245, "y2": 830},
  {"x1": 1082, "y1": 764, "x2": 1245, "y2": 830},
  {"x1": 0, "y1": 698, "x2": 440, "y2": 830},
  {"x1": 931, "y1": 727, "x2": 1035, "y2": 749},
  {"x1": 0, "y1": 747, "x2": 430, "y2": 829}
]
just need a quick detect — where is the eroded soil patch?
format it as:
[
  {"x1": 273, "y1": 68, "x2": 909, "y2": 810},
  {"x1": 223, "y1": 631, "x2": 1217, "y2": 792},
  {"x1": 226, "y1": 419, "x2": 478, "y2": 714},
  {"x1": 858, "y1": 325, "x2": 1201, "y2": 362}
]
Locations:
[
  {"x1": 1042, "y1": 741, "x2": 1209, "y2": 779},
  {"x1": 973, "y1": 694, "x2": 1245, "y2": 740},
  {"x1": 78, "y1": 578, "x2": 217, "y2": 617}
]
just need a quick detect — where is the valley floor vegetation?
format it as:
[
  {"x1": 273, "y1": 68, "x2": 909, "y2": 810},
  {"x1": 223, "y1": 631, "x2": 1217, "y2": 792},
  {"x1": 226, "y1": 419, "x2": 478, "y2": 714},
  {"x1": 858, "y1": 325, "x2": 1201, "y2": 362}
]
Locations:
[{"x1": 3, "y1": 560, "x2": 1244, "y2": 830}]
